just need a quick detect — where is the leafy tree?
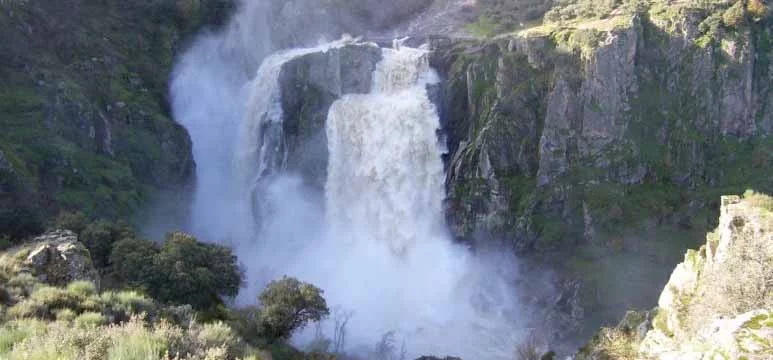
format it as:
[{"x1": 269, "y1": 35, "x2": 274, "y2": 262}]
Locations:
[
  {"x1": 0, "y1": 206, "x2": 44, "y2": 245},
  {"x1": 80, "y1": 220, "x2": 135, "y2": 269},
  {"x1": 109, "y1": 237, "x2": 160, "y2": 291},
  {"x1": 258, "y1": 277, "x2": 330, "y2": 341},
  {"x1": 109, "y1": 232, "x2": 243, "y2": 311},
  {"x1": 152, "y1": 232, "x2": 243, "y2": 310}
]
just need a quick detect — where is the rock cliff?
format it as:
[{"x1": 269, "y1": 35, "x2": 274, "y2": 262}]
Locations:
[
  {"x1": 432, "y1": 7, "x2": 773, "y2": 252},
  {"x1": 577, "y1": 193, "x2": 772, "y2": 359}
]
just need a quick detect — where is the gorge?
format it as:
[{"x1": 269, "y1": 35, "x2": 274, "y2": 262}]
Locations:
[{"x1": 0, "y1": 0, "x2": 771, "y2": 359}]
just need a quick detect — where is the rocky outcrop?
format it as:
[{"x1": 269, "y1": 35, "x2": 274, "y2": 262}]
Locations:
[
  {"x1": 577, "y1": 194, "x2": 773, "y2": 359},
  {"x1": 278, "y1": 44, "x2": 382, "y2": 188},
  {"x1": 21, "y1": 230, "x2": 99, "y2": 288},
  {"x1": 269, "y1": 0, "x2": 434, "y2": 47},
  {"x1": 433, "y1": 11, "x2": 773, "y2": 252}
]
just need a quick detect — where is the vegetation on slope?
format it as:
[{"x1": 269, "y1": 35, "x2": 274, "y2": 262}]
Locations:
[
  {"x1": 0, "y1": 225, "x2": 331, "y2": 360},
  {"x1": 0, "y1": 0, "x2": 235, "y2": 239}
]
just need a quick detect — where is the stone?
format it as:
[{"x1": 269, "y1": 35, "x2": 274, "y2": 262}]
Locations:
[
  {"x1": 279, "y1": 44, "x2": 383, "y2": 190},
  {"x1": 23, "y1": 230, "x2": 100, "y2": 288}
]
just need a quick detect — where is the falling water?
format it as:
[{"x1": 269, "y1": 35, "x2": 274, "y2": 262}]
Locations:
[
  {"x1": 172, "y1": 3, "x2": 526, "y2": 357},
  {"x1": 326, "y1": 44, "x2": 444, "y2": 255},
  {"x1": 235, "y1": 38, "x2": 358, "y2": 225}
]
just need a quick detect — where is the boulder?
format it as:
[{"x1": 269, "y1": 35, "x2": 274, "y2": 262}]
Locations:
[{"x1": 23, "y1": 230, "x2": 100, "y2": 288}]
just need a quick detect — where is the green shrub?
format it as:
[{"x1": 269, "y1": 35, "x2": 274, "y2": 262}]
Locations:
[
  {"x1": 80, "y1": 220, "x2": 135, "y2": 269},
  {"x1": 74, "y1": 312, "x2": 107, "y2": 328},
  {"x1": 0, "y1": 206, "x2": 44, "y2": 243},
  {"x1": 99, "y1": 290, "x2": 156, "y2": 320},
  {"x1": 258, "y1": 277, "x2": 329, "y2": 341},
  {"x1": 111, "y1": 232, "x2": 242, "y2": 311},
  {"x1": 723, "y1": 1, "x2": 746, "y2": 27},
  {"x1": 54, "y1": 308, "x2": 77, "y2": 322},
  {"x1": 748, "y1": 0, "x2": 770, "y2": 21},
  {"x1": 7, "y1": 299, "x2": 49, "y2": 320},
  {"x1": 106, "y1": 319, "x2": 169, "y2": 360},
  {"x1": 0, "y1": 319, "x2": 48, "y2": 354},
  {"x1": 152, "y1": 232, "x2": 243, "y2": 310},
  {"x1": 743, "y1": 189, "x2": 773, "y2": 212},
  {"x1": 194, "y1": 322, "x2": 240, "y2": 355},
  {"x1": 109, "y1": 237, "x2": 159, "y2": 290},
  {"x1": 29, "y1": 286, "x2": 81, "y2": 311},
  {"x1": 53, "y1": 211, "x2": 88, "y2": 234},
  {"x1": 66, "y1": 281, "x2": 98, "y2": 297}
]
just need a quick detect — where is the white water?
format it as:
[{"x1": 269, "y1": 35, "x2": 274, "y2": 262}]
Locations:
[
  {"x1": 235, "y1": 37, "x2": 359, "y2": 227},
  {"x1": 320, "y1": 44, "x2": 520, "y2": 358},
  {"x1": 171, "y1": 2, "x2": 527, "y2": 358},
  {"x1": 170, "y1": 0, "x2": 273, "y2": 243},
  {"x1": 326, "y1": 45, "x2": 445, "y2": 255}
]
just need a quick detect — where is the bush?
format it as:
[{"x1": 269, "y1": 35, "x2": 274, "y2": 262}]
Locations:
[
  {"x1": 258, "y1": 277, "x2": 329, "y2": 341},
  {"x1": 74, "y1": 312, "x2": 107, "y2": 328},
  {"x1": 111, "y1": 232, "x2": 243, "y2": 311},
  {"x1": 80, "y1": 220, "x2": 135, "y2": 269},
  {"x1": 723, "y1": 1, "x2": 747, "y2": 27},
  {"x1": 0, "y1": 206, "x2": 44, "y2": 243},
  {"x1": 748, "y1": 0, "x2": 770, "y2": 21},
  {"x1": 53, "y1": 211, "x2": 88, "y2": 235},
  {"x1": 0, "y1": 319, "x2": 48, "y2": 355},
  {"x1": 99, "y1": 290, "x2": 156, "y2": 319},
  {"x1": 109, "y1": 237, "x2": 160, "y2": 290},
  {"x1": 193, "y1": 321, "x2": 240, "y2": 357},
  {"x1": 66, "y1": 281, "x2": 97, "y2": 297},
  {"x1": 151, "y1": 232, "x2": 243, "y2": 310}
]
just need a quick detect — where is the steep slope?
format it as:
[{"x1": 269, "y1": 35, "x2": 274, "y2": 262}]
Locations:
[
  {"x1": 433, "y1": 2, "x2": 773, "y2": 253},
  {"x1": 577, "y1": 192, "x2": 772, "y2": 359},
  {"x1": 0, "y1": 0, "x2": 233, "y2": 227}
]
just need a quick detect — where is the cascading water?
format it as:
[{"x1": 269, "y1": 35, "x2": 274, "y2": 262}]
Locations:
[
  {"x1": 320, "y1": 43, "x2": 521, "y2": 357},
  {"x1": 172, "y1": 3, "x2": 528, "y2": 358},
  {"x1": 326, "y1": 44, "x2": 445, "y2": 255},
  {"x1": 235, "y1": 38, "x2": 357, "y2": 226}
]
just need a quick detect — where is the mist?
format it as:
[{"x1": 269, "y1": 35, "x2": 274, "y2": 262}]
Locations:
[{"x1": 169, "y1": 1, "x2": 539, "y2": 358}]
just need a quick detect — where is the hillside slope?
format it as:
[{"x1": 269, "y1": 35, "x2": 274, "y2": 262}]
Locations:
[{"x1": 0, "y1": 0, "x2": 235, "y2": 229}]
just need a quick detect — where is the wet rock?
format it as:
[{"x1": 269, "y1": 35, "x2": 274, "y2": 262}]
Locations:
[{"x1": 279, "y1": 44, "x2": 383, "y2": 189}]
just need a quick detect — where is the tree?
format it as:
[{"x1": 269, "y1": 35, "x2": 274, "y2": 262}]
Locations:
[
  {"x1": 0, "y1": 206, "x2": 43, "y2": 244},
  {"x1": 109, "y1": 237, "x2": 160, "y2": 291},
  {"x1": 258, "y1": 277, "x2": 330, "y2": 341},
  {"x1": 152, "y1": 232, "x2": 243, "y2": 310},
  {"x1": 109, "y1": 232, "x2": 243, "y2": 311},
  {"x1": 80, "y1": 220, "x2": 134, "y2": 269}
]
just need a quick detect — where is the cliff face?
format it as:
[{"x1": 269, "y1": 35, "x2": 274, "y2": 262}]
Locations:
[
  {"x1": 577, "y1": 193, "x2": 773, "y2": 359},
  {"x1": 433, "y1": 9, "x2": 773, "y2": 252}
]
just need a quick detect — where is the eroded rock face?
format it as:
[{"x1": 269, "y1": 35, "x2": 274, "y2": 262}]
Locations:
[
  {"x1": 637, "y1": 195, "x2": 773, "y2": 359},
  {"x1": 278, "y1": 44, "x2": 383, "y2": 189},
  {"x1": 577, "y1": 195, "x2": 773, "y2": 359},
  {"x1": 433, "y1": 11, "x2": 773, "y2": 252},
  {"x1": 23, "y1": 230, "x2": 100, "y2": 288}
]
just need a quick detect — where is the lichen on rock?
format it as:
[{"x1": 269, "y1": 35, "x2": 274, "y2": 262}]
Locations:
[{"x1": 14, "y1": 230, "x2": 100, "y2": 289}]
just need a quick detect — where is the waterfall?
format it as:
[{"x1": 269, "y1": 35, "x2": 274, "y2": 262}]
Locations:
[
  {"x1": 326, "y1": 45, "x2": 444, "y2": 254},
  {"x1": 173, "y1": 15, "x2": 524, "y2": 355},
  {"x1": 235, "y1": 37, "x2": 359, "y2": 226}
]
